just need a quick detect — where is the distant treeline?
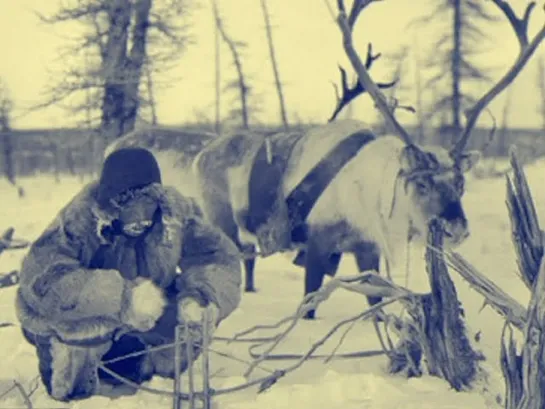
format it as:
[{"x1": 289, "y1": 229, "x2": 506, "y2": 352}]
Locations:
[{"x1": 1, "y1": 123, "x2": 544, "y2": 179}]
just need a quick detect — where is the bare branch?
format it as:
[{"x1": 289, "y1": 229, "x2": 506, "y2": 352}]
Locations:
[
  {"x1": 260, "y1": 0, "x2": 289, "y2": 129},
  {"x1": 451, "y1": 1, "x2": 545, "y2": 156},
  {"x1": 34, "y1": 2, "x2": 107, "y2": 24},
  {"x1": 214, "y1": 3, "x2": 252, "y2": 129},
  {"x1": 13, "y1": 381, "x2": 32, "y2": 409}
]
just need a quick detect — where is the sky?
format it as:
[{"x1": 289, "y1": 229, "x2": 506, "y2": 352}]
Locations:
[{"x1": 1, "y1": 0, "x2": 545, "y2": 130}]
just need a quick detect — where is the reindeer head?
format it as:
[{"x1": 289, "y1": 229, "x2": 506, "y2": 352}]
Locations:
[
  {"x1": 400, "y1": 145, "x2": 480, "y2": 248},
  {"x1": 335, "y1": 0, "x2": 545, "y2": 247}
]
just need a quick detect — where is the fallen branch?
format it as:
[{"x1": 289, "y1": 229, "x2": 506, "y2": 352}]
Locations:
[
  {"x1": 501, "y1": 322, "x2": 523, "y2": 409},
  {"x1": 173, "y1": 325, "x2": 183, "y2": 409},
  {"x1": 0, "y1": 271, "x2": 20, "y2": 289},
  {"x1": 240, "y1": 271, "x2": 416, "y2": 377},
  {"x1": 230, "y1": 271, "x2": 415, "y2": 344},
  {"x1": 13, "y1": 381, "x2": 32, "y2": 409},
  {"x1": 255, "y1": 295, "x2": 408, "y2": 394},
  {"x1": 444, "y1": 250, "x2": 527, "y2": 331},
  {"x1": 248, "y1": 348, "x2": 385, "y2": 361},
  {"x1": 202, "y1": 309, "x2": 212, "y2": 409},
  {"x1": 96, "y1": 276, "x2": 414, "y2": 401},
  {"x1": 0, "y1": 228, "x2": 30, "y2": 256},
  {"x1": 102, "y1": 336, "x2": 275, "y2": 375},
  {"x1": 248, "y1": 296, "x2": 404, "y2": 364}
]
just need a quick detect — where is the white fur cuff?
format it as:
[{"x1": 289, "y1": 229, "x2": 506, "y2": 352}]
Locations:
[
  {"x1": 178, "y1": 298, "x2": 203, "y2": 323},
  {"x1": 123, "y1": 279, "x2": 167, "y2": 331},
  {"x1": 178, "y1": 297, "x2": 219, "y2": 327}
]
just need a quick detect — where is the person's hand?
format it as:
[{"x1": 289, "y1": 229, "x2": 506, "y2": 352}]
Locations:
[
  {"x1": 178, "y1": 297, "x2": 219, "y2": 337},
  {"x1": 121, "y1": 279, "x2": 167, "y2": 332}
]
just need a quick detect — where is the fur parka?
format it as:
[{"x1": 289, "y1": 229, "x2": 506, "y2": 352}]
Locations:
[{"x1": 15, "y1": 181, "x2": 242, "y2": 345}]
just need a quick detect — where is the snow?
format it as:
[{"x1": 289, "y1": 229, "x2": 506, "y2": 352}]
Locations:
[{"x1": 0, "y1": 156, "x2": 543, "y2": 409}]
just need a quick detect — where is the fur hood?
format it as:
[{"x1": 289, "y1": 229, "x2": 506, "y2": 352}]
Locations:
[{"x1": 86, "y1": 181, "x2": 202, "y2": 244}]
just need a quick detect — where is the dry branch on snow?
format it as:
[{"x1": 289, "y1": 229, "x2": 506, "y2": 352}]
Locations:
[{"x1": 0, "y1": 227, "x2": 29, "y2": 289}]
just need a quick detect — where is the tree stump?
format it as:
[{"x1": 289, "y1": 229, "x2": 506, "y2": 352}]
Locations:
[
  {"x1": 389, "y1": 220, "x2": 482, "y2": 390},
  {"x1": 505, "y1": 148, "x2": 543, "y2": 289},
  {"x1": 500, "y1": 148, "x2": 545, "y2": 409}
]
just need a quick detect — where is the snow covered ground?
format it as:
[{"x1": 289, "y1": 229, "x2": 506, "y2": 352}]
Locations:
[{"x1": 0, "y1": 156, "x2": 541, "y2": 409}]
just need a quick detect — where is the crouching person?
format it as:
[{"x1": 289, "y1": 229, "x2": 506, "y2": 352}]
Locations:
[{"x1": 15, "y1": 147, "x2": 242, "y2": 402}]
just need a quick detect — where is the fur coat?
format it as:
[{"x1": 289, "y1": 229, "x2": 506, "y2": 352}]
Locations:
[{"x1": 15, "y1": 181, "x2": 242, "y2": 345}]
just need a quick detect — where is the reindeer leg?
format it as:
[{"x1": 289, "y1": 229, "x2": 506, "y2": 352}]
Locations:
[
  {"x1": 303, "y1": 237, "x2": 333, "y2": 320},
  {"x1": 241, "y1": 243, "x2": 257, "y2": 292},
  {"x1": 353, "y1": 242, "x2": 384, "y2": 321},
  {"x1": 205, "y1": 195, "x2": 260, "y2": 293}
]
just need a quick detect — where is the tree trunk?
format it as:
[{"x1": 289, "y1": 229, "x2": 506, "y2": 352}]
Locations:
[
  {"x1": 502, "y1": 151, "x2": 545, "y2": 409},
  {"x1": 100, "y1": 0, "x2": 151, "y2": 146},
  {"x1": 451, "y1": 0, "x2": 462, "y2": 141},
  {"x1": 0, "y1": 129, "x2": 15, "y2": 185},
  {"x1": 123, "y1": 0, "x2": 152, "y2": 131},
  {"x1": 260, "y1": 0, "x2": 289, "y2": 130},
  {"x1": 506, "y1": 149, "x2": 543, "y2": 289},
  {"x1": 389, "y1": 220, "x2": 482, "y2": 390},
  {"x1": 100, "y1": 0, "x2": 132, "y2": 144},
  {"x1": 144, "y1": 59, "x2": 158, "y2": 126},
  {"x1": 214, "y1": 9, "x2": 250, "y2": 129}
]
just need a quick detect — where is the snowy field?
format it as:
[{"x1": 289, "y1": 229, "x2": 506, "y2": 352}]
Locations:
[{"x1": 0, "y1": 156, "x2": 540, "y2": 409}]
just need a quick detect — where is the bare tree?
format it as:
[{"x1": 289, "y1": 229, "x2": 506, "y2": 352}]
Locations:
[
  {"x1": 497, "y1": 84, "x2": 513, "y2": 156},
  {"x1": 0, "y1": 79, "x2": 15, "y2": 185},
  {"x1": 413, "y1": 0, "x2": 499, "y2": 144},
  {"x1": 212, "y1": 3, "x2": 254, "y2": 129},
  {"x1": 143, "y1": 59, "x2": 158, "y2": 126},
  {"x1": 260, "y1": 0, "x2": 289, "y2": 129},
  {"x1": 34, "y1": 0, "x2": 191, "y2": 143}
]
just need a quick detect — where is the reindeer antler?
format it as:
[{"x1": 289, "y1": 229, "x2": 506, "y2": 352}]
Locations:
[
  {"x1": 450, "y1": 1, "x2": 545, "y2": 157},
  {"x1": 329, "y1": 43, "x2": 397, "y2": 122},
  {"x1": 335, "y1": 0, "x2": 416, "y2": 147}
]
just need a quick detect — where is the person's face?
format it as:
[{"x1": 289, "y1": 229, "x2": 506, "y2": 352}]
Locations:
[{"x1": 113, "y1": 190, "x2": 158, "y2": 236}]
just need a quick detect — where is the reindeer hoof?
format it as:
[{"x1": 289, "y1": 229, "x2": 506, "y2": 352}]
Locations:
[{"x1": 303, "y1": 310, "x2": 316, "y2": 320}]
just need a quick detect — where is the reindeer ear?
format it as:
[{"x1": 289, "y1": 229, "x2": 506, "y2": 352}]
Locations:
[
  {"x1": 401, "y1": 145, "x2": 427, "y2": 170},
  {"x1": 458, "y1": 150, "x2": 481, "y2": 173}
]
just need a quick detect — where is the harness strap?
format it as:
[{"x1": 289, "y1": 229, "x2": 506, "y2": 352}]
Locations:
[{"x1": 286, "y1": 130, "x2": 376, "y2": 243}]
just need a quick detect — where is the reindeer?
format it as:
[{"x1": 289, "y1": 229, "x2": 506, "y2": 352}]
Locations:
[{"x1": 106, "y1": 0, "x2": 545, "y2": 320}]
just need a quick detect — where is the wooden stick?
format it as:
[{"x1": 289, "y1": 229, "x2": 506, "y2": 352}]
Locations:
[
  {"x1": 201, "y1": 310, "x2": 212, "y2": 409},
  {"x1": 173, "y1": 325, "x2": 183, "y2": 409},
  {"x1": 184, "y1": 325, "x2": 196, "y2": 409}
]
